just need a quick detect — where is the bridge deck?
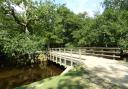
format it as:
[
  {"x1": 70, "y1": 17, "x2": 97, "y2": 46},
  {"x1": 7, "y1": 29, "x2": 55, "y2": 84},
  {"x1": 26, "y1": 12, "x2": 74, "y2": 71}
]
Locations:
[{"x1": 49, "y1": 51, "x2": 128, "y2": 87}]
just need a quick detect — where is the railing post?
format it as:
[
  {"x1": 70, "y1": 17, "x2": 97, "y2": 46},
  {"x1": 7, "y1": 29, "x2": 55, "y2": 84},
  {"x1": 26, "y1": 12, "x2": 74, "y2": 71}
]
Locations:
[
  {"x1": 71, "y1": 49, "x2": 73, "y2": 66},
  {"x1": 101, "y1": 48, "x2": 103, "y2": 56},
  {"x1": 113, "y1": 49, "x2": 116, "y2": 60},
  {"x1": 84, "y1": 48, "x2": 86, "y2": 55},
  {"x1": 64, "y1": 48, "x2": 67, "y2": 67},
  {"x1": 53, "y1": 54, "x2": 54, "y2": 61},
  {"x1": 64, "y1": 48, "x2": 66, "y2": 55},
  {"x1": 50, "y1": 48, "x2": 51, "y2": 60},
  {"x1": 56, "y1": 56, "x2": 57, "y2": 63},
  {"x1": 60, "y1": 55, "x2": 62, "y2": 65},
  {"x1": 59, "y1": 48, "x2": 61, "y2": 64},
  {"x1": 91, "y1": 48, "x2": 94, "y2": 55},
  {"x1": 59, "y1": 48, "x2": 61, "y2": 52},
  {"x1": 113, "y1": 54, "x2": 115, "y2": 60},
  {"x1": 79, "y1": 49, "x2": 81, "y2": 60}
]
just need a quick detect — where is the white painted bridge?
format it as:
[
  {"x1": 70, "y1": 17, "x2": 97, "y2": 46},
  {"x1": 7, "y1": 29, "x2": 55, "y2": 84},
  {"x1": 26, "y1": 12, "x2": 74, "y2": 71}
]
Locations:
[
  {"x1": 48, "y1": 47, "x2": 121, "y2": 67},
  {"x1": 48, "y1": 47, "x2": 128, "y2": 88},
  {"x1": 48, "y1": 48, "x2": 84, "y2": 67}
]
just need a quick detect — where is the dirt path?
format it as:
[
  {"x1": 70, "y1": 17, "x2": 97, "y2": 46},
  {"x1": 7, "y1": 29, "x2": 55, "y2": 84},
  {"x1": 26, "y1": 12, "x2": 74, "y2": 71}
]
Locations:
[
  {"x1": 51, "y1": 51, "x2": 128, "y2": 88},
  {"x1": 81, "y1": 56, "x2": 128, "y2": 88}
]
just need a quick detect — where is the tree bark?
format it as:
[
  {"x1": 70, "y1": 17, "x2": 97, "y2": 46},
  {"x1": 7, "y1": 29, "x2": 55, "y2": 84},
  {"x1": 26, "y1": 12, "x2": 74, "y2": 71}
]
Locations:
[{"x1": 6, "y1": 0, "x2": 30, "y2": 35}]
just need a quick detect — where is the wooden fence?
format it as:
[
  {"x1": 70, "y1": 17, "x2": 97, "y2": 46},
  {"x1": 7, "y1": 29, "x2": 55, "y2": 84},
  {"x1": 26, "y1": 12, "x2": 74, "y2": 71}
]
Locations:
[{"x1": 50, "y1": 47, "x2": 122, "y2": 60}]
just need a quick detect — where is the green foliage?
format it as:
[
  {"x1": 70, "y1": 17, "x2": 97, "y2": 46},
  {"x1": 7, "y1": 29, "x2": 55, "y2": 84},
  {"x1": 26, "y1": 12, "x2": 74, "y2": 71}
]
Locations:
[
  {"x1": 0, "y1": 30, "x2": 43, "y2": 57},
  {"x1": 72, "y1": 0, "x2": 128, "y2": 48},
  {"x1": 0, "y1": 0, "x2": 56, "y2": 58},
  {"x1": 1, "y1": 0, "x2": 128, "y2": 61},
  {"x1": 104, "y1": 0, "x2": 128, "y2": 10}
]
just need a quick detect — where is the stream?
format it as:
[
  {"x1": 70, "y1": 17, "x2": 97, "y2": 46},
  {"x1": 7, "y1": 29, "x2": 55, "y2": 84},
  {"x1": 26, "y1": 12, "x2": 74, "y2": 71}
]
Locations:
[{"x1": 0, "y1": 60, "x2": 65, "y2": 89}]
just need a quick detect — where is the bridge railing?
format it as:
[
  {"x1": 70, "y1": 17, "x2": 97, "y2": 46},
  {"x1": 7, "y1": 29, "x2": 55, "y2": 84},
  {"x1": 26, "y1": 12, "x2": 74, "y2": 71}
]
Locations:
[
  {"x1": 82, "y1": 47, "x2": 121, "y2": 59},
  {"x1": 50, "y1": 47, "x2": 121, "y2": 60},
  {"x1": 49, "y1": 48, "x2": 82, "y2": 67}
]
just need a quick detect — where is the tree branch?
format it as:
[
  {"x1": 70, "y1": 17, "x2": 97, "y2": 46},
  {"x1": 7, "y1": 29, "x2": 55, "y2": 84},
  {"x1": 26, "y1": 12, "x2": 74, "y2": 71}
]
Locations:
[{"x1": 6, "y1": 0, "x2": 27, "y2": 33}]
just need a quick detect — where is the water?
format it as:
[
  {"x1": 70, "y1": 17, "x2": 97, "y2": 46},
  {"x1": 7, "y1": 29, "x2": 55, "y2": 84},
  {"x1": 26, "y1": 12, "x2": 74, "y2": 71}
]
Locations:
[{"x1": 0, "y1": 60, "x2": 65, "y2": 89}]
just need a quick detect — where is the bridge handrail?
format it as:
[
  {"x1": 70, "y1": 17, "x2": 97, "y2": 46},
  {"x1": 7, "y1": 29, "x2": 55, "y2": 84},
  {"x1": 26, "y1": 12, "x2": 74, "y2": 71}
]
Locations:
[
  {"x1": 50, "y1": 47, "x2": 122, "y2": 59},
  {"x1": 78, "y1": 47, "x2": 120, "y2": 50}
]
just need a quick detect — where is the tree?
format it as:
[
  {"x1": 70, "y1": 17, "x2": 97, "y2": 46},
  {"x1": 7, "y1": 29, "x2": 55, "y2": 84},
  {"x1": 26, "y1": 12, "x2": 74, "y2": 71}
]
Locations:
[
  {"x1": 0, "y1": 0, "x2": 57, "y2": 63},
  {"x1": 103, "y1": 0, "x2": 128, "y2": 10},
  {"x1": 102, "y1": 0, "x2": 128, "y2": 48},
  {"x1": 56, "y1": 5, "x2": 83, "y2": 47}
]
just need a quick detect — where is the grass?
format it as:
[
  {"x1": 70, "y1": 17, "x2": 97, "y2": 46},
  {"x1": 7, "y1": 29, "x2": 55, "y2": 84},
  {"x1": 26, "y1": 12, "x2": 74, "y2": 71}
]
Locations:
[{"x1": 14, "y1": 66, "x2": 124, "y2": 89}]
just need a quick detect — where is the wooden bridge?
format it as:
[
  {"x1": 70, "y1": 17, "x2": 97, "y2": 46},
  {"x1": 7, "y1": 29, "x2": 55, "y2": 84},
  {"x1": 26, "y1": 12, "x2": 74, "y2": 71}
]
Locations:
[
  {"x1": 47, "y1": 47, "x2": 128, "y2": 87},
  {"x1": 47, "y1": 47, "x2": 122, "y2": 67}
]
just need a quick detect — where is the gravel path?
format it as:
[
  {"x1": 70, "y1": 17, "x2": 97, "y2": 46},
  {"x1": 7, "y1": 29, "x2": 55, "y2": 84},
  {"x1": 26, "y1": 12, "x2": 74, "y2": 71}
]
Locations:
[
  {"x1": 51, "y1": 51, "x2": 128, "y2": 88},
  {"x1": 81, "y1": 56, "x2": 128, "y2": 88}
]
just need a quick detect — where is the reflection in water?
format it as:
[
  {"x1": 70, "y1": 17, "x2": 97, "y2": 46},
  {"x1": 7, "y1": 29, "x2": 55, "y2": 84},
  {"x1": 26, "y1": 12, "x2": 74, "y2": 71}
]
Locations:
[{"x1": 0, "y1": 60, "x2": 65, "y2": 89}]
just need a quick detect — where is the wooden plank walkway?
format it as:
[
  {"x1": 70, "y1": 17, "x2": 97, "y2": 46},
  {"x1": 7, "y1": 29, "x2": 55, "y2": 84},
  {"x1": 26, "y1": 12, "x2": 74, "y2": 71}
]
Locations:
[{"x1": 48, "y1": 48, "x2": 128, "y2": 88}]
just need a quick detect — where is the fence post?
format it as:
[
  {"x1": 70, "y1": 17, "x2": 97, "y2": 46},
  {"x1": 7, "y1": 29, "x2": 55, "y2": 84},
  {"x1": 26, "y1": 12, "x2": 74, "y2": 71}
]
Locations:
[
  {"x1": 71, "y1": 49, "x2": 73, "y2": 66},
  {"x1": 59, "y1": 48, "x2": 61, "y2": 52},
  {"x1": 84, "y1": 48, "x2": 86, "y2": 55},
  {"x1": 79, "y1": 49, "x2": 81, "y2": 60},
  {"x1": 58, "y1": 48, "x2": 61, "y2": 64},
  {"x1": 113, "y1": 54, "x2": 115, "y2": 60},
  {"x1": 91, "y1": 48, "x2": 94, "y2": 55},
  {"x1": 64, "y1": 48, "x2": 66, "y2": 55},
  {"x1": 113, "y1": 49, "x2": 116, "y2": 60},
  {"x1": 50, "y1": 48, "x2": 51, "y2": 60},
  {"x1": 53, "y1": 54, "x2": 54, "y2": 61},
  {"x1": 122, "y1": 49, "x2": 127, "y2": 62},
  {"x1": 101, "y1": 48, "x2": 103, "y2": 56},
  {"x1": 56, "y1": 56, "x2": 57, "y2": 63},
  {"x1": 64, "y1": 48, "x2": 66, "y2": 66}
]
